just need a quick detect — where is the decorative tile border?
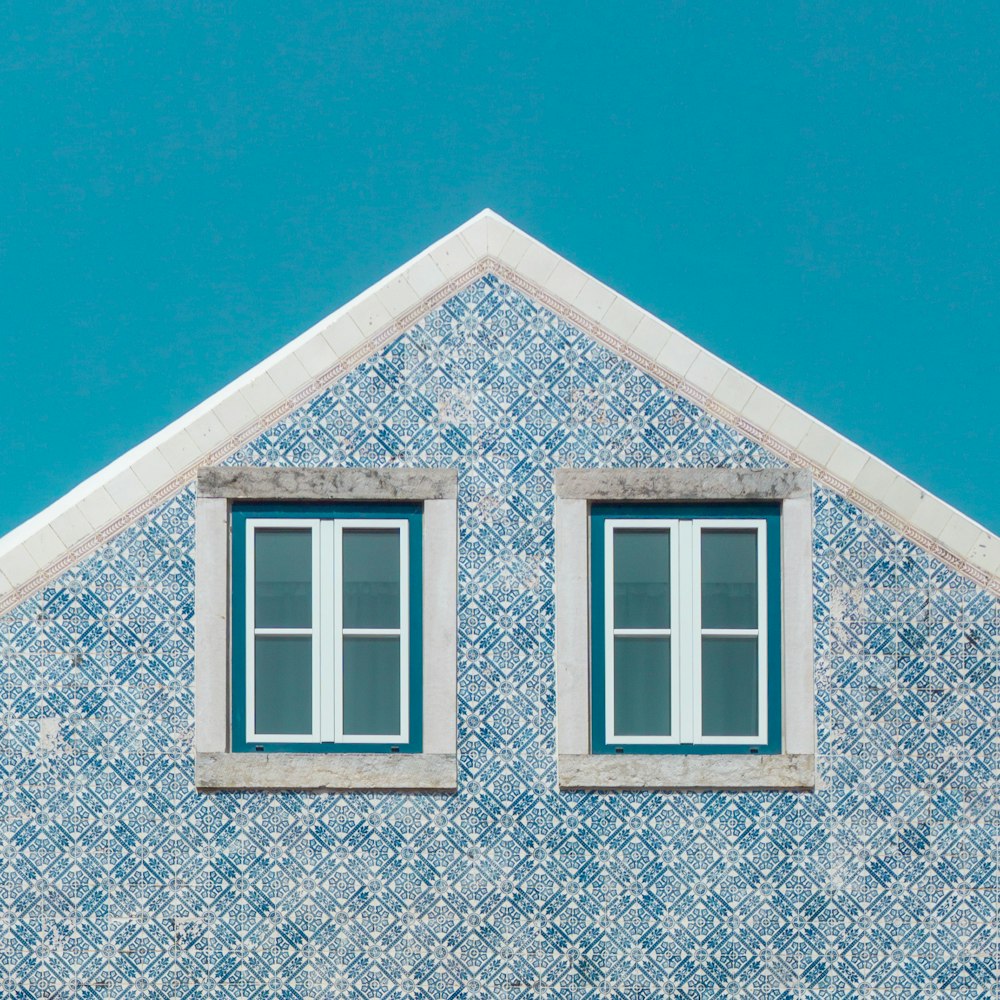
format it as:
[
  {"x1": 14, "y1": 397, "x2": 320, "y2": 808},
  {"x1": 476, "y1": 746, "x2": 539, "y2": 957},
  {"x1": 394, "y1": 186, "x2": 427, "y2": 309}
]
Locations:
[{"x1": 2, "y1": 251, "x2": 997, "y2": 618}]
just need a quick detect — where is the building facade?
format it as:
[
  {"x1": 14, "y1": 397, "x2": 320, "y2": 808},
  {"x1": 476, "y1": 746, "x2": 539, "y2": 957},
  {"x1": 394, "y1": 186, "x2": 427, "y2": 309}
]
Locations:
[{"x1": 1, "y1": 212, "x2": 996, "y2": 997}]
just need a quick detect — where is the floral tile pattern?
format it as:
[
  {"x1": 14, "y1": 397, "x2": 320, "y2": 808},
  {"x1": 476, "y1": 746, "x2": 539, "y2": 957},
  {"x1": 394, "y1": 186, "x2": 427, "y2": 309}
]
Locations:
[{"x1": 1, "y1": 275, "x2": 995, "y2": 998}]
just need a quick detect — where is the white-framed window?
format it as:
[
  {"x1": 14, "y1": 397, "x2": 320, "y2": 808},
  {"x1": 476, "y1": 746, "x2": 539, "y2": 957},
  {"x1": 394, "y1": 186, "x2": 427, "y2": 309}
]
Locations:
[
  {"x1": 240, "y1": 514, "x2": 413, "y2": 750},
  {"x1": 554, "y1": 468, "x2": 816, "y2": 792},
  {"x1": 194, "y1": 467, "x2": 458, "y2": 793},
  {"x1": 599, "y1": 515, "x2": 771, "y2": 750}
]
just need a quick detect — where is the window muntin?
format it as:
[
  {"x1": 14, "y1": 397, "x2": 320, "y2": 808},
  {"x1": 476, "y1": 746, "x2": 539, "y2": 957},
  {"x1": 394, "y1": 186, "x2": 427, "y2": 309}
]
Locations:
[
  {"x1": 231, "y1": 503, "x2": 422, "y2": 753},
  {"x1": 592, "y1": 503, "x2": 781, "y2": 755}
]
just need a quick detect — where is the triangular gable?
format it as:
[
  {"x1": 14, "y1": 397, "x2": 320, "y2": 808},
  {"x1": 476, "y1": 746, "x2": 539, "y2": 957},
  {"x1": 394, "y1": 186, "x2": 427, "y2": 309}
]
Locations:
[{"x1": 1, "y1": 209, "x2": 997, "y2": 610}]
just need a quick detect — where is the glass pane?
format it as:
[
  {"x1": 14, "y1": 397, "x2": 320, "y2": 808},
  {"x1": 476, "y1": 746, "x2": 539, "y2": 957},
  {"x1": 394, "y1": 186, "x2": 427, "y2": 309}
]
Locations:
[
  {"x1": 254, "y1": 636, "x2": 313, "y2": 735},
  {"x1": 613, "y1": 636, "x2": 671, "y2": 737},
  {"x1": 254, "y1": 528, "x2": 312, "y2": 629},
  {"x1": 342, "y1": 529, "x2": 402, "y2": 629},
  {"x1": 342, "y1": 636, "x2": 402, "y2": 736},
  {"x1": 701, "y1": 529, "x2": 758, "y2": 629},
  {"x1": 701, "y1": 637, "x2": 759, "y2": 737},
  {"x1": 613, "y1": 528, "x2": 670, "y2": 629}
]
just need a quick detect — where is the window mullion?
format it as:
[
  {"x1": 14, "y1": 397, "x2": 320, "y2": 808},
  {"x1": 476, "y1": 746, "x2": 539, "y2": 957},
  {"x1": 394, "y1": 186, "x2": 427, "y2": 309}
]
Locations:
[
  {"x1": 245, "y1": 520, "x2": 256, "y2": 745},
  {"x1": 757, "y1": 522, "x2": 769, "y2": 746},
  {"x1": 319, "y1": 521, "x2": 336, "y2": 743},
  {"x1": 604, "y1": 518, "x2": 616, "y2": 744},
  {"x1": 332, "y1": 520, "x2": 347, "y2": 743},
  {"x1": 398, "y1": 519, "x2": 410, "y2": 744},
  {"x1": 678, "y1": 521, "x2": 696, "y2": 744},
  {"x1": 670, "y1": 521, "x2": 681, "y2": 742}
]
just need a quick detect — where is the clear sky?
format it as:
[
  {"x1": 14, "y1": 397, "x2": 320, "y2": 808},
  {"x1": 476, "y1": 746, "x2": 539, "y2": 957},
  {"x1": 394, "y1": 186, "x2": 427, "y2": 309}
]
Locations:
[{"x1": 2, "y1": 3, "x2": 997, "y2": 537}]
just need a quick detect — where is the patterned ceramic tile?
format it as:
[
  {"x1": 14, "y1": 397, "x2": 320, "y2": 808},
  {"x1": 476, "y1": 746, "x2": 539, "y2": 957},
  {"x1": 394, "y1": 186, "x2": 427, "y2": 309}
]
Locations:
[{"x1": 1, "y1": 275, "x2": 996, "y2": 998}]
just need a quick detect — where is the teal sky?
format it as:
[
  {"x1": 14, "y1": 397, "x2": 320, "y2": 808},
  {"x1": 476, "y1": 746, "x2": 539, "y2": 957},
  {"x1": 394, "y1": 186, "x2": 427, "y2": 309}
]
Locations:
[{"x1": 3, "y1": 3, "x2": 998, "y2": 536}]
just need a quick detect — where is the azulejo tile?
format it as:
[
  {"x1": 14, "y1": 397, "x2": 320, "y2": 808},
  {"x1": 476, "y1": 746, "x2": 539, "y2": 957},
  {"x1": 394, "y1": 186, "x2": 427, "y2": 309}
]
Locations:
[{"x1": 0, "y1": 274, "x2": 996, "y2": 998}]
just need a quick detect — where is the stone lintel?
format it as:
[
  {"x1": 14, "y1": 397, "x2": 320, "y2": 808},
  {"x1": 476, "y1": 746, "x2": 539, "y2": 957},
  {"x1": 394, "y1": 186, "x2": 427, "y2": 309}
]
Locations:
[
  {"x1": 197, "y1": 466, "x2": 458, "y2": 501},
  {"x1": 553, "y1": 467, "x2": 812, "y2": 502}
]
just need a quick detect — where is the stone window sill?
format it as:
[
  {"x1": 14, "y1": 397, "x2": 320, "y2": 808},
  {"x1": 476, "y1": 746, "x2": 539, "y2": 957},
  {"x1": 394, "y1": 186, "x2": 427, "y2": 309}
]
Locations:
[
  {"x1": 557, "y1": 753, "x2": 815, "y2": 792},
  {"x1": 195, "y1": 751, "x2": 457, "y2": 793}
]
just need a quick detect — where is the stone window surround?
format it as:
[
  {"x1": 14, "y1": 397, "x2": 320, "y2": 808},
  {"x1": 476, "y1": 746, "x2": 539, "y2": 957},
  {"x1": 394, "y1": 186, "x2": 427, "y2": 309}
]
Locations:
[
  {"x1": 554, "y1": 468, "x2": 816, "y2": 792},
  {"x1": 194, "y1": 466, "x2": 458, "y2": 792}
]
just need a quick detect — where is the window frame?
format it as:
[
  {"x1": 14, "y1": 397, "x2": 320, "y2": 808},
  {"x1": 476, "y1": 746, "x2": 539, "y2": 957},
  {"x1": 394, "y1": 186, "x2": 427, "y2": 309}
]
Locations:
[
  {"x1": 554, "y1": 468, "x2": 815, "y2": 792},
  {"x1": 592, "y1": 504, "x2": 781, "y2": 754},
  {"x1": 231, "y1": 504, "x2": 422, "y2": 753},
  {"x1": 194, "y1": 467, "x2": 457, "y2": 793}
]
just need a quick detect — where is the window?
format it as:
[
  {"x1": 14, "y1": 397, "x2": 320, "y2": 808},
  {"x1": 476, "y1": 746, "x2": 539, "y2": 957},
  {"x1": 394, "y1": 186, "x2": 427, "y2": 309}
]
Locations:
[
  {"x1": 592, "y1": 504, "x2": 780, "y2": 754},
  {"x1": 232, "y1": 504, "x2": 421, "y2": 753},
  {"x1": 194, "y1": 467, "x2": 457, "y2": 792},
  {"x1": 554, "y1": 468, "x2": 815, "y2": 791}
]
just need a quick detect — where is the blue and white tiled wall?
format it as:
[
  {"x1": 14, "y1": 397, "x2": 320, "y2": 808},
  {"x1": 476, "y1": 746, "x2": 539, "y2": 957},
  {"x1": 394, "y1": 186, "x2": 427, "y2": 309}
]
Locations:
[{"x1": 2, "y1": 275, "x2": 996, "y2": 997}]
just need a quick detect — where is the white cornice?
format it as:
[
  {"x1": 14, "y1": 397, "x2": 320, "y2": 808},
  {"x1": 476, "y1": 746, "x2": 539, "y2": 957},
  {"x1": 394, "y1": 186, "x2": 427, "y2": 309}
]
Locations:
[{"x1": 1, "y1": 209, "x2": 997, "y2": 611}]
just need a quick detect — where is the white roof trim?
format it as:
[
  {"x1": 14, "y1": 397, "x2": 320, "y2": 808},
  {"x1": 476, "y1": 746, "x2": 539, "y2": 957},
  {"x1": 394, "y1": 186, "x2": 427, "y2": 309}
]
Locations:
[{"x1": 1, "y1": 208, "x2": 998, "y2": 609}]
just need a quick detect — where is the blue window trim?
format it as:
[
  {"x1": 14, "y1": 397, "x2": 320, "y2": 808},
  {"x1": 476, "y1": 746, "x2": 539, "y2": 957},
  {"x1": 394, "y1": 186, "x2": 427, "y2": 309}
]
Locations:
[
  {"x1": 231, "y1": 501, "x2": 423, "y2": 754},
  {"x1": 590, "y1": 501, "x2": 782, "y2": 755}
]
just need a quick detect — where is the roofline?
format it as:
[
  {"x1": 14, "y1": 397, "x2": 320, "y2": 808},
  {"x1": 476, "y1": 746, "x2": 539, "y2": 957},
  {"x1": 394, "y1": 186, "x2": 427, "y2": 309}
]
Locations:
[{"x1": 1, "y1": 208, "x2": 997, "y2": 608}]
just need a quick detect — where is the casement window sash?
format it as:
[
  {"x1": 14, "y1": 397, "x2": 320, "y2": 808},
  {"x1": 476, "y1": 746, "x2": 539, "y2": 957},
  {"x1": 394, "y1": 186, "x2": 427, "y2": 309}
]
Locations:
[
  {"x1": 231, "y1": 501, "x2": 422, "y2": 754},
  {"x1": 245, "y1": 517, "x2": 323, "y2": 744},
  {"x1": 244, "y1": 516, "x2": 410, "y2": 747},
  {"x1": 592, "y1": 502, "x2": 781, "y2": 755}
]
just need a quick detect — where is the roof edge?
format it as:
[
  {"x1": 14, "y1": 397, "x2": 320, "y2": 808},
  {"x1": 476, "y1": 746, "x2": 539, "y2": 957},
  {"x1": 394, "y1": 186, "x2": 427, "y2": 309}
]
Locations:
[{"x1": 2, "y1": 209, "x2": 997, "y2": 608}]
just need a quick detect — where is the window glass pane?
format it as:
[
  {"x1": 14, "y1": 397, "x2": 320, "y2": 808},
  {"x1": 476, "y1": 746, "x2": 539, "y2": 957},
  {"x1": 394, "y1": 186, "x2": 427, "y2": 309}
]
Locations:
[
  {"x1": 613, "y1": 528, "x2": 670, "y2": 629},
  {"x1": 342, "y1": 529, "x2": 402, "y2": 629},
  {"x1": 254, "y1": 636, "x2": 312, "y2": 735},
  {"x1": 254, "y1": 529, "x2": 312, "y2": 629},
  {"x1": 701, "y1": 529, "x2": 758, "y2": 629},
  {"x1": 342, "y1": 636, "x2": 402, "y2": 736},
  {"x1": 613, "y1": 636, "x2": 671, "y2": 737},
  {"x1": 701, "y1": 637, "x2": 759, "y2": 737}
]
